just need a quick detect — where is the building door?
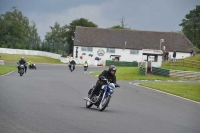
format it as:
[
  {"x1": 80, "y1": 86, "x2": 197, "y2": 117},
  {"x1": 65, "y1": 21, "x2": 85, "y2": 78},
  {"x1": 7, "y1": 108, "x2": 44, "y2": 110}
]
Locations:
[{"x1": 115, "y1": 57, "x2": 120, "y2": 61}]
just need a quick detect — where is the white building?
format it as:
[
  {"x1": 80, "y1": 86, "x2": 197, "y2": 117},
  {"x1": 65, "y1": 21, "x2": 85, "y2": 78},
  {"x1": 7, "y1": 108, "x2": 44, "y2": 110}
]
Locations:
[{"x1": 73, "y1": 26, "x2": 194, "y2": 66}]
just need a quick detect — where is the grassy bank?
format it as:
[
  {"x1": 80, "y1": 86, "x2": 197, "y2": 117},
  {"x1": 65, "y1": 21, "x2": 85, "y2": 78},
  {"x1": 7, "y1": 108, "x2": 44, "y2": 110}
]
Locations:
[
  {"x1": 161, "y1": 55, "x2": 200, "y2": 72},
  {"x1": 0, "y1": 53, "x2": 62, "y2": 64},
  {"x1": 0, "y1": 65, "x2": 17, "y2": 75},
  {"x1": 92, "y1": 67, "x2": 177, "y2": 80},
  {"x1": 161, "y1": 65, "x2": 200, "y2": 72},
  {"x1": 140, "y1": 82, "x2": 200, "y2": 102}
]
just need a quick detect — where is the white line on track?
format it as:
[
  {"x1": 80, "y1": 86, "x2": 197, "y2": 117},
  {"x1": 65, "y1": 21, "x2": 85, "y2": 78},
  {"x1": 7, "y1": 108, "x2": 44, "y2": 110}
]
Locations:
[{"x1": 0, "y1": 70, "x2": 16, "y2": 77}]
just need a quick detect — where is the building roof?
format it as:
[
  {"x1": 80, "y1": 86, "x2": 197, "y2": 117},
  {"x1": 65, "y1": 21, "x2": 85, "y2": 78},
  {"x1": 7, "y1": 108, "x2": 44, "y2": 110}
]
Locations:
[{"x1": 74, "y1": 26, "x2": 193, "y2": 52}]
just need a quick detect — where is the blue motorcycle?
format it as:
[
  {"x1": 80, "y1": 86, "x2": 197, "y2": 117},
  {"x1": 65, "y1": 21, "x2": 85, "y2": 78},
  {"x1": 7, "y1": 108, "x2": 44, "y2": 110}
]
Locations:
[
  {"x1": 84, "y1": 77, "x2": 120, "y2": 111},
  {"x1": 19, "y1": 64, "x2": 25, "y2": 76}
]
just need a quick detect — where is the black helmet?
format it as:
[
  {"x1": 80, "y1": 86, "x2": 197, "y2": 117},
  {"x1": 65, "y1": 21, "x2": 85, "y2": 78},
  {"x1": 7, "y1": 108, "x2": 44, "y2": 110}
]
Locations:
[{"x1": 108, "y1": 65, "x2": 117, "y2": 75}]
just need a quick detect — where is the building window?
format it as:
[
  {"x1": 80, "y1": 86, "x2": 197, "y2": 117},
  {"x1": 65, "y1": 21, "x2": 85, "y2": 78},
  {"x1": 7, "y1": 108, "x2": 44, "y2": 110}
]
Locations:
[
  {"x1": 81, "y1": 47, "x2": 93, "y2": 52},
  {"x1": 130, "y1": 50, "x2": 139, "y2": 55},
  {"x1": 107, "y1": 48, "x2": 115, "y2": 53}
]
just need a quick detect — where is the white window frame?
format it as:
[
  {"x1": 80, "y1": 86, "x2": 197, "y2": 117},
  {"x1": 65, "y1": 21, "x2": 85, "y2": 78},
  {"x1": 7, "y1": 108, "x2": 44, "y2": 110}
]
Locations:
[
  {"x1": 81, "y1": 47, "x2": 93, "y2": 52},
  {"x1": 130, "y1": 50, "x2": 139, "y2": 55},
  {"x1": 107, "y1": 48, "x2": 115, "y2": 53}
]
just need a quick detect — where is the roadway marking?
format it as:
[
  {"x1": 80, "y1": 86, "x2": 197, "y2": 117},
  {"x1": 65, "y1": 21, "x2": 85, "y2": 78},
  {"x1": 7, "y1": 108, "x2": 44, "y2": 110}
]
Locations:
[{"x1": 0, "y1": 70, "x2": 16, "y2": 77}]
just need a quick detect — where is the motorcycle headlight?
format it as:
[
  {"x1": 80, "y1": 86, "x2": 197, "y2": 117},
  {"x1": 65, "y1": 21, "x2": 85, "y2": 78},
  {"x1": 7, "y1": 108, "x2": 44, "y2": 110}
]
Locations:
[{"x1": 110, "y1": 89, "x2": 114, "y2": 93}]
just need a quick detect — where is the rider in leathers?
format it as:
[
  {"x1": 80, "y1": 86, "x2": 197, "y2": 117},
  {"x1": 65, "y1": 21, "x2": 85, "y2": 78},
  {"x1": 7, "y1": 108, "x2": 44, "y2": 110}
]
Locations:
[
  {"x1": 89, "y1": 65, "x2": 117, "y2": 100},
  {"x1": 18, "y1": 57, "x2": 27, "y2": 73}
]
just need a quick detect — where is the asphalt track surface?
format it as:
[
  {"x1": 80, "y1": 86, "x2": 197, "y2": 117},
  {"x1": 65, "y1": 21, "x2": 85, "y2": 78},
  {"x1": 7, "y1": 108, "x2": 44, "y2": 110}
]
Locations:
[{"x1": 0, "y1": 64, "x2": 200, "y2": 133}]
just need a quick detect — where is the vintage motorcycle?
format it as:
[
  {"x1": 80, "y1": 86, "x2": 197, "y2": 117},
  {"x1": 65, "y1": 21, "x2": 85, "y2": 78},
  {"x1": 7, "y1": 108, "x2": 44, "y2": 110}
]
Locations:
[{"x1": 84, "y1": 77, "x2": 120, "y2": 111}]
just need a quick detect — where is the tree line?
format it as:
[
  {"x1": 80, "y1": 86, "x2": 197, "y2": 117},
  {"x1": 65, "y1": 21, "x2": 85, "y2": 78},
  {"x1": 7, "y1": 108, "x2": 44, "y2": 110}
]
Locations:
[
  {"x1": 0, "y1": 6, "x2": 199, "y2": 56},
  {"x1": 180, "y1": 5, "x2": 200, "y2": 50},
  {"x1": 0, "y1": 7, "x2": 41, "y2": 50}
]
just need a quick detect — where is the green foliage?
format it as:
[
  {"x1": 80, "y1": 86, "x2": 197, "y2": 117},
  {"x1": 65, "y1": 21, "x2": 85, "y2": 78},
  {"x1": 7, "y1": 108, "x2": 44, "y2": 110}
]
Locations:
[
  {"x1": 179, "y1": 5, "x2": 200, "y2": 49},
  {"x1": 110, "y1": 25, "x2": 124, "y2": 29},
  {"x1": 0, "y1": 7, "x2": 41, "y2": 50},
  {"x1": 162, "y1": 54, "x2": 200, "y2": 72},
  {"x1": 44, "y1": 18, "x2": 97, "y2": 55},
  {"x1": 1, "y1": 7, "x2": 98, "y2": 55},
  {"x1": 110, "y1": 25, "x2": 130, "y2": 30},
  {"x1": 66, "y1": 18, "x2": 98, "y2": 54},
  {"x1": 110, "y1": 16, "x2": 131, "y2": 30},
  {"x1": 44, "y1": 22, "x2": 68, "y2": 54}
]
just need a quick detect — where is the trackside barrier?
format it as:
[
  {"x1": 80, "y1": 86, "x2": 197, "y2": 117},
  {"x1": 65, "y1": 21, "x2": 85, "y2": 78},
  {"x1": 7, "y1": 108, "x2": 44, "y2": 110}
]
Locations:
[
  {"x1": 0, "y1": 48, "x2": 98, "y2": 66},
  {"x1": 152, "y1": 67, "x2": 200, "y2": 80}
]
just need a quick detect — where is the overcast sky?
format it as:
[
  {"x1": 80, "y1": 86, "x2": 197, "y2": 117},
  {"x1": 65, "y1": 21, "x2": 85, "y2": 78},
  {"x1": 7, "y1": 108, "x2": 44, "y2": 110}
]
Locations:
[{"x1": 0, "y1": 0, "x2": 199, "y2": 40}]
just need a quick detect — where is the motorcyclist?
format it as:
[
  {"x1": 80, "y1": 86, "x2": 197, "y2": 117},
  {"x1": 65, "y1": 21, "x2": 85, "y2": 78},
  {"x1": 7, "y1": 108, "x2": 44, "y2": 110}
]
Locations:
[
  {"x1": 83, "y1": 61, "x2": 88, "y2": 72},
  {"x1": 28, "y1": 61, "x2": 31, "y2": 67},
  {"x1": 69, "y1": 60, "x2": 76, "y2": 71},
  {"x1": 89, "y1": 65, "x2": 117, "y2": 100},
  {"x1": 18, "y1": 57, "x2": 27, "y2": 73},
  {"x1": 28, "y1": 61, "x2": 33, "y2": 68}
]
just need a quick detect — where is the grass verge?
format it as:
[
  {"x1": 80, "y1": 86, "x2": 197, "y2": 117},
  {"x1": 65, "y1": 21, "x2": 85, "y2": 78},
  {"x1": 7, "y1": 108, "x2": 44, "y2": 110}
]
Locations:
[
  {"x1": 91, "y1": 67, "x2": 177, "y2": 80},
  {"x1": 140, "y1": 82, "x2": 200, "y2": 102},
  {"x1": 161, "y1": 62, "x2": 200, "y2": 72},
  {"x1": 161, "y1": 55, "x2": 200, "y2": 72},
  {"x1": 0, "y1": 53, "x2": 62, "y2": 64},
  {"x1": 0, "y1": 65, "x2": 17, "y2": 75}
]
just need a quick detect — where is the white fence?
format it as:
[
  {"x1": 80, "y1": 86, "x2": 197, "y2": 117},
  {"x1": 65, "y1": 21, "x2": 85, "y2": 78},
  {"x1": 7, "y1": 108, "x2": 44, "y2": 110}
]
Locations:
[{"x1": 0, "y1": 48, "x2": 98, "y2": 65}]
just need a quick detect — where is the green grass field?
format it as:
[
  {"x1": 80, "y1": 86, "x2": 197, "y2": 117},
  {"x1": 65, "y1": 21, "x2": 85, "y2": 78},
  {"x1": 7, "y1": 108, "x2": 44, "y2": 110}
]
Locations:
[
  {"x1": 140, "y1": 82, "x2": 200, "y2": 102},
  {"x1": 0, "y1": 65, "x2": 17, "y2": 75},
  {"x1": 0, "y1": 53, "x2": 61, "y2": 64},
  {"x1": 92, "y1": 67, "x2": 177, "y2": 80},
  {"x1": 161, "y1": 54, "x2": 200, "y2": 72}
]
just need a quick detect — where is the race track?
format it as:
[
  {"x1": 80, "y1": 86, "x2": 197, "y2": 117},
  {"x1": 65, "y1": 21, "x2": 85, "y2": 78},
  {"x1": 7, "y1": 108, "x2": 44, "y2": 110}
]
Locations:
[{"x1": 0, "y1": 64, "x2": 200, "y2": 133}]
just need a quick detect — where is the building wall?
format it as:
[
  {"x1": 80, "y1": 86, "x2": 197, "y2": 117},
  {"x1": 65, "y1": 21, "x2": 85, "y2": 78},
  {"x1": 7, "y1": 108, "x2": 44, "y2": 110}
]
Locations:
[
  {"x1": 73, "y1": 46, "x2": 191, "y2": 65},
  {"x1": 73, "y1": 46, "x2": 142, "y2": 64},
  {"x1": 168, "y1": 52, "x2": 190, "y2": 59}
]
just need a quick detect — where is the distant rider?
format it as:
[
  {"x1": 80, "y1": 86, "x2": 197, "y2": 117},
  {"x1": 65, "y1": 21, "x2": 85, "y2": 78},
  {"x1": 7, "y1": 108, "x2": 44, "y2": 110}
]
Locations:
[
  {"x1": 84, "y1": 61, "x2": 88, "y2": 72},
  {"x1": 69, "y1": 60, "x2": 76, "y2": 71},
  {"x1": 18, "y1": 57, "x2": 27, "y2": 73}
]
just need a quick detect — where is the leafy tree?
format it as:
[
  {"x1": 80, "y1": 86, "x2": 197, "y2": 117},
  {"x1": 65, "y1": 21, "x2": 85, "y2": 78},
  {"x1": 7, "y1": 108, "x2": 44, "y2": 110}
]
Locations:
[
  {"x1": 28, "y1": 21, "x2": 41, "y2": 50},
  {"x1": 66, "y1": 18, "x2": 98, "y2": 54},
  {"x1": 0, "y1": 7, "x2": 41, "y2": 50},
  {"x1": 110, "y1": 25, "x2": 124, "y2": 29},
  {"x1": 179, "y1": 5, "x2": 200, "y2": 49},
  {"x1": 44, "y1": 22, "x2": 68, "y2": 55}
]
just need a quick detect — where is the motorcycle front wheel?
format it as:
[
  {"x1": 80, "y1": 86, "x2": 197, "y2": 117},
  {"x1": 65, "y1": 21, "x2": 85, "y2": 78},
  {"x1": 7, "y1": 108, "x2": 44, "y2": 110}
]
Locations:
[
  {"x1": 98, "y1": 96, "x2": 111, "y2": 111},
  {"x1": 20, "y1": 69, "x2": 24, "y2": 76},
  {"x1": 86, "y1": 100, "x2": 93, "y2": 108}
]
